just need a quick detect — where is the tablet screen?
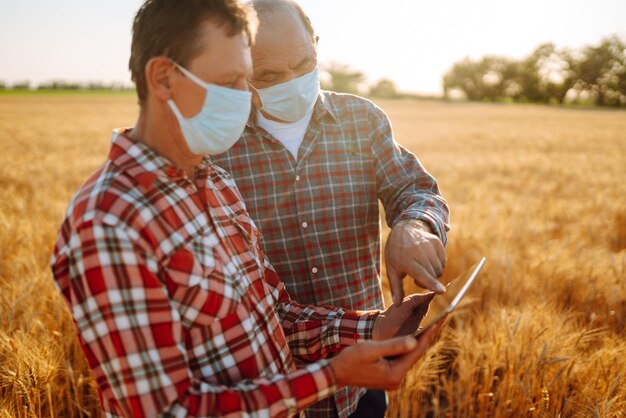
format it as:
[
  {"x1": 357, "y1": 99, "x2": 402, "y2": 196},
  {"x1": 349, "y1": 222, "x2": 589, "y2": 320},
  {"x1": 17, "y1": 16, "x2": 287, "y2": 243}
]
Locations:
[{"x1": 413, "y1": 257, "x2": 486, "y2": 337}]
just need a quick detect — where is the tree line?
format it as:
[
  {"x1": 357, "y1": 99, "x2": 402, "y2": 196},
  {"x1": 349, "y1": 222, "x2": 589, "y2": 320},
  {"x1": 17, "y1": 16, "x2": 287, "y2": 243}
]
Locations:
[
  {"x1": 443, "y1": 35, "x2": 626, "y2": 107},
  {"x1": 0, "y1": 74, "x2": 402, "y2": 99},
  {"x1": 0, "y1": 80, "x2": 133, "y2": 91},
  {"x1": 3, "y1": 35, "x2": 624, "y2": 107},
  {"x1": 320, "y1": 63, "x2": 401, "y2": 99}
]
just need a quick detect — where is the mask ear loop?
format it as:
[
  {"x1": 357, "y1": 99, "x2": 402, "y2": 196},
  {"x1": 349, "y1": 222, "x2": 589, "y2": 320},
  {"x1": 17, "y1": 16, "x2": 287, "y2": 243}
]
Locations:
[
  {"x1": 169, "y1": 59, "x2": 210, "y2": 89},
  {"x1": 247, "y1": 83, "x2": 265, "y2": 111}
]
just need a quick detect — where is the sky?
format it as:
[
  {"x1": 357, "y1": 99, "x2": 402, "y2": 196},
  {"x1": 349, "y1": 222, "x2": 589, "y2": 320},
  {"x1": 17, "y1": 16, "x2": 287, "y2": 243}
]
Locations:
[{"x1": 1, "y1": 1, "x2": 625, "y2": 95}]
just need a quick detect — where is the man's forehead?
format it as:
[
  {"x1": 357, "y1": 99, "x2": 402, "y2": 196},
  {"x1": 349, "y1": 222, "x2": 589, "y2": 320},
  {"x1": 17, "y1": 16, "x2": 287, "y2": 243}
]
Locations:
[
  {"x1": 252, "y1": 8, "x2": 314, "y2": 57},
  {"x1": 252, "y1": 43, "x2": 315, "y2": 65}
]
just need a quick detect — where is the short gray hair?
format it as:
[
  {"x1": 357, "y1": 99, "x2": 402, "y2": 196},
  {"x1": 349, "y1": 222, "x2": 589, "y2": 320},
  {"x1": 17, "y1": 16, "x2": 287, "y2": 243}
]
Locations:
[{"x1": 252, "y1": 0, "x2": 316, "y2": 42}]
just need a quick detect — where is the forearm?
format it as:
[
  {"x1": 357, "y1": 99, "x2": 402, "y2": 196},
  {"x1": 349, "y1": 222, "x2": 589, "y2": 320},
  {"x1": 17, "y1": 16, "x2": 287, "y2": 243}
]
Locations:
[
  {"x1": 162, "y1": 361, "x2": 337, "y2": 418},
  {"x1": 262, "y1": 261, "x2": 379, "y2": 361},
  {"x1": 377, "y1": 149, "x2": 450, "y2": 244},
  {"x1": 368, "y1": 101, "x2": 450, "y2": 244},
  {"x1": 76, "y1": 302, "x2": 339, "y2": 418},
  {"x1": 278, "y1": 301, "x2": 379, "y2": 362}
]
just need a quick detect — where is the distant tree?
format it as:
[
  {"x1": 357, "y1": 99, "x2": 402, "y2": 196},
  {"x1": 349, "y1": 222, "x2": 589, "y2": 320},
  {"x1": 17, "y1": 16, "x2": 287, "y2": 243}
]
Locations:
[
  {"x1": 617, "y1": 54, "x2": 626, "y2": 105},
  {"x1": 87, "y1": 82, "x2": 107, "y2": 90},
  {"x1": 12, "y1": 81, "x2": 31, "y2": 90},
  {"x1": 549, "y1": 48, "x2": 578, "y2": 104},
  {"x1": 618, "y1": 54, "x2": 626, "y2": 98},
  {"x1": 38, "y1": 80, "x2": 81, "y2": 90},
  {"x1": 369, "y1": 78, "x2": 397, "y2": 98},
  {"x1": 514, "y1": 43, "x2": 576, "y2": 104},
  {"x1": 117, "y1": 83, "x2": 134, "y2": 91},
  {"x1": 443, "y1": 56, "x2": 516, "y2": 101},
  {"x1": 480, "y1": 56, "x2": 516, "y2": 101},
  {"x1": 443, "y1": 58, "x2": 483, "y2": 100},
  {"x1": 443, "y1": 34, "x2": 625, "y2": 107},
  {"x1": 601, "y1": 36, "x2": 626, "y2": 105},
  {"x1": 323, "y1": 63, "x2": 366, "y2": 95},
  {"x1": 0, "y1": 81, "x2": 6, "y2": 90},
  {"x1": 574, "y1": 36, "x2": 625, "y2": 106},
  {"x1": 514, "y1": 43, "x2": 549, "y2": 102}
]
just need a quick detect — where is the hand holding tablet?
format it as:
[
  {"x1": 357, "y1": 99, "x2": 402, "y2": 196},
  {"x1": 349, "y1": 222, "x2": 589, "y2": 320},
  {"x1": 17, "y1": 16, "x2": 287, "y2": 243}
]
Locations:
[
  {"x1": 413, "y1": 257, "x2": 486, "y2": 337},
  {"x1": 383, "y1": 258, "x2": 486, "y2": 361}
]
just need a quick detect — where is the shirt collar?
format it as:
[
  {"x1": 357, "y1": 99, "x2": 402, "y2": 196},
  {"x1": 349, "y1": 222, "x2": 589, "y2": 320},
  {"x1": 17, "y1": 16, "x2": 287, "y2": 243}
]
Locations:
[
  {"x1": 108, "y1": 128, "x2": 211, "y2": 181},
  {"x1": 316, "y1": 92, "x2": 338, "y2": 122}
]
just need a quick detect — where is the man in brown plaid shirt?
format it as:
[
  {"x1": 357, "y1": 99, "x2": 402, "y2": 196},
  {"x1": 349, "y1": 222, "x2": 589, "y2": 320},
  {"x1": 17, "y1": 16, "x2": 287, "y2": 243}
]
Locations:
[{"x1": 212, "y1": 1, "x2": 451, "y2": 417}]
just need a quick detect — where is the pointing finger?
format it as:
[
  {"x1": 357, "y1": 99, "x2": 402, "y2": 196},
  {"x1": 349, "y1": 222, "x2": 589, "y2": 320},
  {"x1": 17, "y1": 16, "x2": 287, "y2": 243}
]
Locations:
[
  {"x1": 407, "y1": 261, "x2": 446, "y2": 294},
  {"x1": 387, "y1": 264, "x2": 406, "y2": 306}
]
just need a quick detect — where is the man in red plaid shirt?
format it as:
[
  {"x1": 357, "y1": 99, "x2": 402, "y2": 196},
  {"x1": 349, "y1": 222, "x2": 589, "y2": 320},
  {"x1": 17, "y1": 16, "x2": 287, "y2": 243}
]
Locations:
[
  {"x1": 51, "y1": 1, "x2": 445, "y2": 417},
  {"x1": 212, "y1": 1, "x2": 451, "y2": 416}
]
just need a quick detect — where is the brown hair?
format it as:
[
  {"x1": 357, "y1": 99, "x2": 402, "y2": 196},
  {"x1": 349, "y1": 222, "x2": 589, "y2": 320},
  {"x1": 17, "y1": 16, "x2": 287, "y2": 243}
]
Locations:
[{"x1": 129, "y1": 0, "x2": 257, "y2": 104}]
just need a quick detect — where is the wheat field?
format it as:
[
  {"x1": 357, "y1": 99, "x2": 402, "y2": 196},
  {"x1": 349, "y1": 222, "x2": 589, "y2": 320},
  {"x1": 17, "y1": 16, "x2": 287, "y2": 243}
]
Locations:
[{"x1": 0, "y1": 93, "x2": 624, "y2": 417}]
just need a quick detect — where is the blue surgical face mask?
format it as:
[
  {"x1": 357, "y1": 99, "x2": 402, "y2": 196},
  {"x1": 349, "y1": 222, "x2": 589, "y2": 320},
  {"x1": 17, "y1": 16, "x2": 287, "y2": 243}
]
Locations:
[
  {"x1": 252, "y1": 67, "x2": 320, "y2": 123},
  {"x1": 167, "y1": 61, "x2": 252, "y2": 156}
]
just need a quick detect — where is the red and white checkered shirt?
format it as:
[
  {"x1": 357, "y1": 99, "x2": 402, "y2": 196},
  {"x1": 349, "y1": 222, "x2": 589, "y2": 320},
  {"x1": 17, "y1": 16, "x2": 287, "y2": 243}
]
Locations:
[
  {"x1": 212, "y1": 91, "x2": 450, "y2": 417},
  {"x1": 51, "y1": 129, "x2": 378, "y2": 418}
]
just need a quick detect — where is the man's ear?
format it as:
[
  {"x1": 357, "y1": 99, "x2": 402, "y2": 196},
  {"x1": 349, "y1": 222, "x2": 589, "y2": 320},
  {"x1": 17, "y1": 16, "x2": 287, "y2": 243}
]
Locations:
[{"x1": 145, "y1": 57, "x2": 175, "y2": 103}]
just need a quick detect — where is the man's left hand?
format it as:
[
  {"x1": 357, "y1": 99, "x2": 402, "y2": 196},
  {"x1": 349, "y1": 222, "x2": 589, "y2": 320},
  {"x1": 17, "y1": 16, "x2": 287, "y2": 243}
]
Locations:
[
  {"x1": 372, "y1": 292, "x2": 436, "y2": 340},
  {"x1": 385, "y1": 219, "x2": 446, "y2": 305}
]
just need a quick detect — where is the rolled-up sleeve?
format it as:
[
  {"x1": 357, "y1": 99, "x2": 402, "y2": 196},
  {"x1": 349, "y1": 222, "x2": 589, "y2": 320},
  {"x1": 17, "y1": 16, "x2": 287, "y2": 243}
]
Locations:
[{"x1": 263, "y1": 260, "x2": 379, "y2": 363}]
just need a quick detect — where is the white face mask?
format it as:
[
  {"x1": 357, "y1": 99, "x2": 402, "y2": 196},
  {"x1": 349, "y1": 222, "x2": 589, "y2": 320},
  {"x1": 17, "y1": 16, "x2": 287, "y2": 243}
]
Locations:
[
  {"x1": 253, "y1": 67, "x2": 320, "y2": 123},
  {"x1": 167, "y1": 61, "x2": 252, "y2": 156}
]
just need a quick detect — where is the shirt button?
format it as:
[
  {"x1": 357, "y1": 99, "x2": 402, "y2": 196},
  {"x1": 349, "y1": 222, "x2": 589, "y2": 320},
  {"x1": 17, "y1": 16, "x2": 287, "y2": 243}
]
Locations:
[
  {"x1": 311, "y1": 267, "x2": 318, "y2": 274},
  {"x1": 295, "y1": 175, "x2": 301, "y2": 182},
  {"x1": 302, "y1": 221, "x2": 308, "y2": 229}
]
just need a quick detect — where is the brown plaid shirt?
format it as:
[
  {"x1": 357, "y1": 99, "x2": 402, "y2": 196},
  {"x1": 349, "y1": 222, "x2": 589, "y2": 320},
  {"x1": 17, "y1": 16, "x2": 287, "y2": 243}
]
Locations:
[{"x1": 212, "y1": 91, "x2": 450, "y2": 417}]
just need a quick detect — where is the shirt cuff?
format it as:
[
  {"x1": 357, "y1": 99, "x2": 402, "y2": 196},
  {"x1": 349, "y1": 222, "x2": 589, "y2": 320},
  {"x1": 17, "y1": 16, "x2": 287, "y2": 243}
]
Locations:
[
  {"x1": 338, "y1": 309, "x2": 380, "y2": 345},
  {"x1": 396, "y1": 210, "x2": 449, "y2": 245}
]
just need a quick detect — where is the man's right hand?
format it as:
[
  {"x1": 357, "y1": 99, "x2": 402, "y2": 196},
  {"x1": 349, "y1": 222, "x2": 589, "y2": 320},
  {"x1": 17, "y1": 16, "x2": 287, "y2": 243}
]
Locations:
[
  {"x1": 385, "y1": 219, "x2": 447, "y2": 305},
  {"x1": 328, "y1": 317, "x2": 445, "y2": 390}
]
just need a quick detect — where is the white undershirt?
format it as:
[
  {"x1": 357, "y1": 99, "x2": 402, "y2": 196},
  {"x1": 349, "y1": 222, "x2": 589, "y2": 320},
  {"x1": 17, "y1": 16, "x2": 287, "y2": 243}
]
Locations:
[{"x1": 256, "y1": 108, "x2": 314, "y2": 160}]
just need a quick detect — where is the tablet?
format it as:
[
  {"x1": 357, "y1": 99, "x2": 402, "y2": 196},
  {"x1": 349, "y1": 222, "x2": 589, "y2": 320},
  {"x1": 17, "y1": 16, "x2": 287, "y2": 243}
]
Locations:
[{"x1": 413, "y1": 257, "x2": 486, "y2": 337}]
